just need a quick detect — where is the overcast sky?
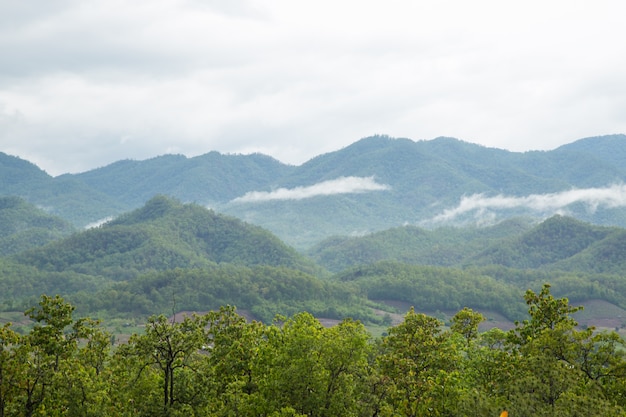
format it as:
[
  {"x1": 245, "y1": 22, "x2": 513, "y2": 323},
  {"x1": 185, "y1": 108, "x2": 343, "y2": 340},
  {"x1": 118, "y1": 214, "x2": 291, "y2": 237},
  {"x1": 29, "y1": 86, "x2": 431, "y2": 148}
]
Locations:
[{"x1": 1, "y1": 0, "x2": 625, "y2": 176}]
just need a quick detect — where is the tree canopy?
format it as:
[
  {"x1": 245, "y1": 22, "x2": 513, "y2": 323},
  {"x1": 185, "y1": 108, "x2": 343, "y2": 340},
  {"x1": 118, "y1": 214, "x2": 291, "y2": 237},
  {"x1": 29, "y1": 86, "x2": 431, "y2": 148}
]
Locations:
[{"x1": 2, "y1": 288, "x2": 626, "y2": 416}]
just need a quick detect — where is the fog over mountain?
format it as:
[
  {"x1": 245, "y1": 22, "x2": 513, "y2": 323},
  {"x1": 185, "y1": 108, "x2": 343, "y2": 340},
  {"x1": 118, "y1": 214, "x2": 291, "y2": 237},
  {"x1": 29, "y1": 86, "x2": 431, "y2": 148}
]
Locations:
[
  {"x1": 2, "y1": 134, "x2": 626, "y2": 248},
  {"x1": 429, "y1": 184, "x2": 626, "y2": 225},
  {"x1": 231, "y1": 176, "x2": 390, "y2": 203}
]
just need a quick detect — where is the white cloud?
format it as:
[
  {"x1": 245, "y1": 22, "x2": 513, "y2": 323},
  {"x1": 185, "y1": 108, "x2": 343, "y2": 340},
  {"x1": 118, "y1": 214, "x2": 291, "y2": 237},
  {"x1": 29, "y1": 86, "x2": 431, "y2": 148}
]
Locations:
[
  {"x1": 430, "y1": 184, "x2": 626, "y2": 224},
  {"x1": 231, "y1": 176, "x2": 390, "y2": 203},
  {"x1": 1, "y1": 1, "x2": 626, "y2": 174},
  {"x1": 84, "y1": 216, "x2": 114, "y2": 229}
]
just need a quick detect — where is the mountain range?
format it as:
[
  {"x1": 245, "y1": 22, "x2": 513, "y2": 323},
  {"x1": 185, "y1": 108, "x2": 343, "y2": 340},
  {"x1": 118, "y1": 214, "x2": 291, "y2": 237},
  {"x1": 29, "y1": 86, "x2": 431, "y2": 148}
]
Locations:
[
  {"x1": 3, "y1": 134, "x2": 626, "y2": 249},
  {"x1": 3, "y1": 193, "x2": 626, "y2": 326}
]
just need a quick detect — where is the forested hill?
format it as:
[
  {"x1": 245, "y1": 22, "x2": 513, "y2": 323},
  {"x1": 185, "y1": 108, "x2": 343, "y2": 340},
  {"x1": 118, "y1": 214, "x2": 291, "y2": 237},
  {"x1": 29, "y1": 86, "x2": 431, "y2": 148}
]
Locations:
[
  {"x1": 71, "y1": 152, "x2": 294, "y2": 206},
  {"x1": 12, "y1": 195, "x2": 320, "y2": 279},
  {"x1": 2, "y1": 196, "x2": 353, "y2": 320},
  {"x1": 2, "y1": 134, "x2": 626, "y2": 248},
  {"x1": 309, "y1": 215, "x2": 626, "y2": 274},
  {"x1": 0, "y1": 196, "x2": 75, "y2": 256},
  {"x1": 4, "y1": 193, "x2": 626, "y2": 328}
]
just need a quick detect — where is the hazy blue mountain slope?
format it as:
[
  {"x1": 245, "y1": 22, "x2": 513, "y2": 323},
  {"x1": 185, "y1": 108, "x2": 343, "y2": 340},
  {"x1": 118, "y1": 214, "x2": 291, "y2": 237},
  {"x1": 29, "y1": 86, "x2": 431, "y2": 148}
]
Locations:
[
  {"x1": 0, "y1": 152, "x2": 128, "y2": 226},
  {"x1": 0, "y1": 152, "x2": 51, "y2": 187},
  {"x1": 4, "y1": 134, "x2": 626, "y2": 248},
  {"x1": 71, "y1": 152, "x2": 294, "y2": 205},
  {"x1": 21, "y1": 176, "x2": 129, "y2": 227},
  {"x1": 415, "y1": 137, "x2": 570, "y2": 194},
  {"x1": 556, "y1": 134, "x2": 626, "y2": 170},
  {"x1": 223, "y1": 135, "x2": 626, "y2": 248}
]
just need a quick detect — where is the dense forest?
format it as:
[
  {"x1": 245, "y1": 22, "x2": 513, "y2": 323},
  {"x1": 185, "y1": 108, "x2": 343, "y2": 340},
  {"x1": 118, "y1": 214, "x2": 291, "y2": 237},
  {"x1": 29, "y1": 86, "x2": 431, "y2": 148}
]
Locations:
[
  {"x1": 3, "y1": 196, "x2": 626, "y2": 327},
  {"x1": 1, "y1": 286, "x2": 625, "y2": 416},
  {"x1": 3, "y1": 135, "x2": 626, "y2": 414}
]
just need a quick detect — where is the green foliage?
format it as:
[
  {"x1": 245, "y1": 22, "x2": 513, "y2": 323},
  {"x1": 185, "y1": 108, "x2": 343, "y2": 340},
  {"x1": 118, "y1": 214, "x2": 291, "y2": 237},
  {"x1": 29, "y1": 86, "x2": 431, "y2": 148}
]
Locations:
[
  {"x1": 451, "y1": 307, "x2": 485, "y2": 347},
  {"x1": 13, "y1": 196, "x2": 319, "y2": 280},
  {"x1": 0, "y1": 295, "x2": 111, "y2": 416},
  {"x1": 253, "y1": 313, "x2": 372, "y2": 417},
  {"x1": 311, "y1": 214, "x2": 626, "y2": 274},
  {"x1": 502, "y1": 285, "x2": 626, "y2": 416},
  {"x1": 309, "y1": 218, "x2": 538, "y2": 272},
  {"x1": 2, "y1": 290, "x2": 626, "y2": 415},
  {"x1": 378, "y1": 307, "x2": 461, "y2": 416},
  {"x1": 118, "y1": 313, "x2": 209, "y2": 415},
  {"x1": 335, "y1": 261, "x2": 527, "y2": 320},
  {"x1": 77, "y1": 265, "x2": 376, "y2": 323},
  {"x1": 0, "y1": 197, "x2": 74, "y2": 256}
]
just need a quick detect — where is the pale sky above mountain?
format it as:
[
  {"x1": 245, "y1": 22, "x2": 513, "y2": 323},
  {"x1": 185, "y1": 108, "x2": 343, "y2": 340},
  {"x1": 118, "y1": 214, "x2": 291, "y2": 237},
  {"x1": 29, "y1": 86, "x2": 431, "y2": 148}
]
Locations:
[{"x1": 1, "y1": 0, "x2": 626, "y2": 175}]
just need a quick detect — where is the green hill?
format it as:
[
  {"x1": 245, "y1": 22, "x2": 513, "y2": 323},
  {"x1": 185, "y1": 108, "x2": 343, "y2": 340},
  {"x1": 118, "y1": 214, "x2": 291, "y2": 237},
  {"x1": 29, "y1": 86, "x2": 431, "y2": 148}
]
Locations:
[
  {"x1": 71, "y1": 151, "x2": 294, "y2": 205},
  {"x1": 4, "y1": 134, "x2": 626, "y2": 248},
  {"x1": 2, "y1": 196, "x2": 379, "y2": 321},
  {"x1": 468, "y1": 215, "x2": 616, "y2": 269},
  {"x1": 333, "y1": 261, "x2": 528, "y2": 320},
  {"x1": 0, "y1": 196, "x2": 75, "y2": 256},
  {"x1": 13, "y1": 195, "x2": 320, "y2": 279},
  {"x1": 310, "y1": 215, "x2": 626, "y2": 276},
  {"x1": 222, "y1": 135, "x2": 626, "y2": 248},
  {"x1": 309, "y1": 217, "x2": 536, "y2": 272},
  {"x1": 3, "y1": 196, "x2": 626, "y2": 325},
  {"x1": 556, "y1": 134, "x2": 626, "y2": 169},
  {"x1": 550, "y1": 229, "x2": 626, "y2": 274}
]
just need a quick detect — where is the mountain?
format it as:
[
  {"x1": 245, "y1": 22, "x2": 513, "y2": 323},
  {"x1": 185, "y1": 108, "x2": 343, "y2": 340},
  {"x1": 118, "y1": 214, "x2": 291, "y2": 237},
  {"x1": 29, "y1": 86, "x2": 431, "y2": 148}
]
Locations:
[
  {"x1": 549, "y1": 229, "x2": 626, "y2": 274},
  {"x1": 221, "y1": 135, "x2": 626, "y2": 248},
  {"x1": 0, "y1": 196, "x2": 75, "y2": 256},
  {"x1": 556, "y1": 134, "x2": 626, "y2": 169},
  {"x1": 0, "y1": 152, "x2": 51, "y2": 186},
  {"x1": 0, "y1": 152, "x2": 129, "y2": 226},
  {"x1": 70, "y1": 152, "x2": 294, "y2": 206},
  {"x1": 3, "y1": 196, "x2": 357, "y2": 320},
  {"x1": 467, "y1": 215, "x2": 618, "y2": 269},
  {"x1": 309, "y1": 215, "x2": 626, "y2": 275},
  {"x1": 308, "y1": 217, "x2": 536, "y2": 272},
  {"x1": 4, "y1": 195, "x2": 626, "y2": 324},
  {"x1": 13, "y1": 195, "x2": 319, "y2": 279},
  {"x1": 3, "y1": 134, "x2": 626, "y2": 248}
]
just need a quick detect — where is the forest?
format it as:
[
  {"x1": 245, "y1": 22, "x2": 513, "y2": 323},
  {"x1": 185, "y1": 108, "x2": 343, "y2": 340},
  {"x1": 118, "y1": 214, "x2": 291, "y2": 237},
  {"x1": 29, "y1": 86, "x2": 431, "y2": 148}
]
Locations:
[
  {"x1": 2, "y1": 285, "x2": 626, "y2": 417},
  {"x1": 3, "y1": 134, "x2": 626, "y2": 416}
]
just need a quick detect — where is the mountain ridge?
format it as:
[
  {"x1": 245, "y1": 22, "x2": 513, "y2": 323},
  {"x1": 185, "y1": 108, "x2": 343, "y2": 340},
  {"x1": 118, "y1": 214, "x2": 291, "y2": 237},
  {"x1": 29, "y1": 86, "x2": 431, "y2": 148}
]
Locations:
[{"x1": 2, "y1": 134, "x2": 626, "y2": 248}]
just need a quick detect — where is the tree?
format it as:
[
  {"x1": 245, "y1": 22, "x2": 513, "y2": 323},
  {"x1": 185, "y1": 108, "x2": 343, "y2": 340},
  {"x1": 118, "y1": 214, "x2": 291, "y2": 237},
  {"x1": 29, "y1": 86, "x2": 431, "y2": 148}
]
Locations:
[
  {"x1": 505, "y1": 284, "x2": 626, "y2": 416},
  {"x1": 378, "y1": 307, "x2": 461, "y2": 417},
  {"x1": 451, "y1": 307, "x2": 484, "y2": 349},
  {"x1": 254, "y1": 313, "x2": 371, "y2": 417},
  {"x1": 0, "y1": 323, "x2": 20, "y2": 417},
  {"x1": 120, "y1": 313, "x2": 209, "y2": 416},
  {"x1": 200, "y1": 305, "x2": 266, "y2": 415},
  {"x1": 2, "y1": 295, "x2": 111, "y2": 417}
]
